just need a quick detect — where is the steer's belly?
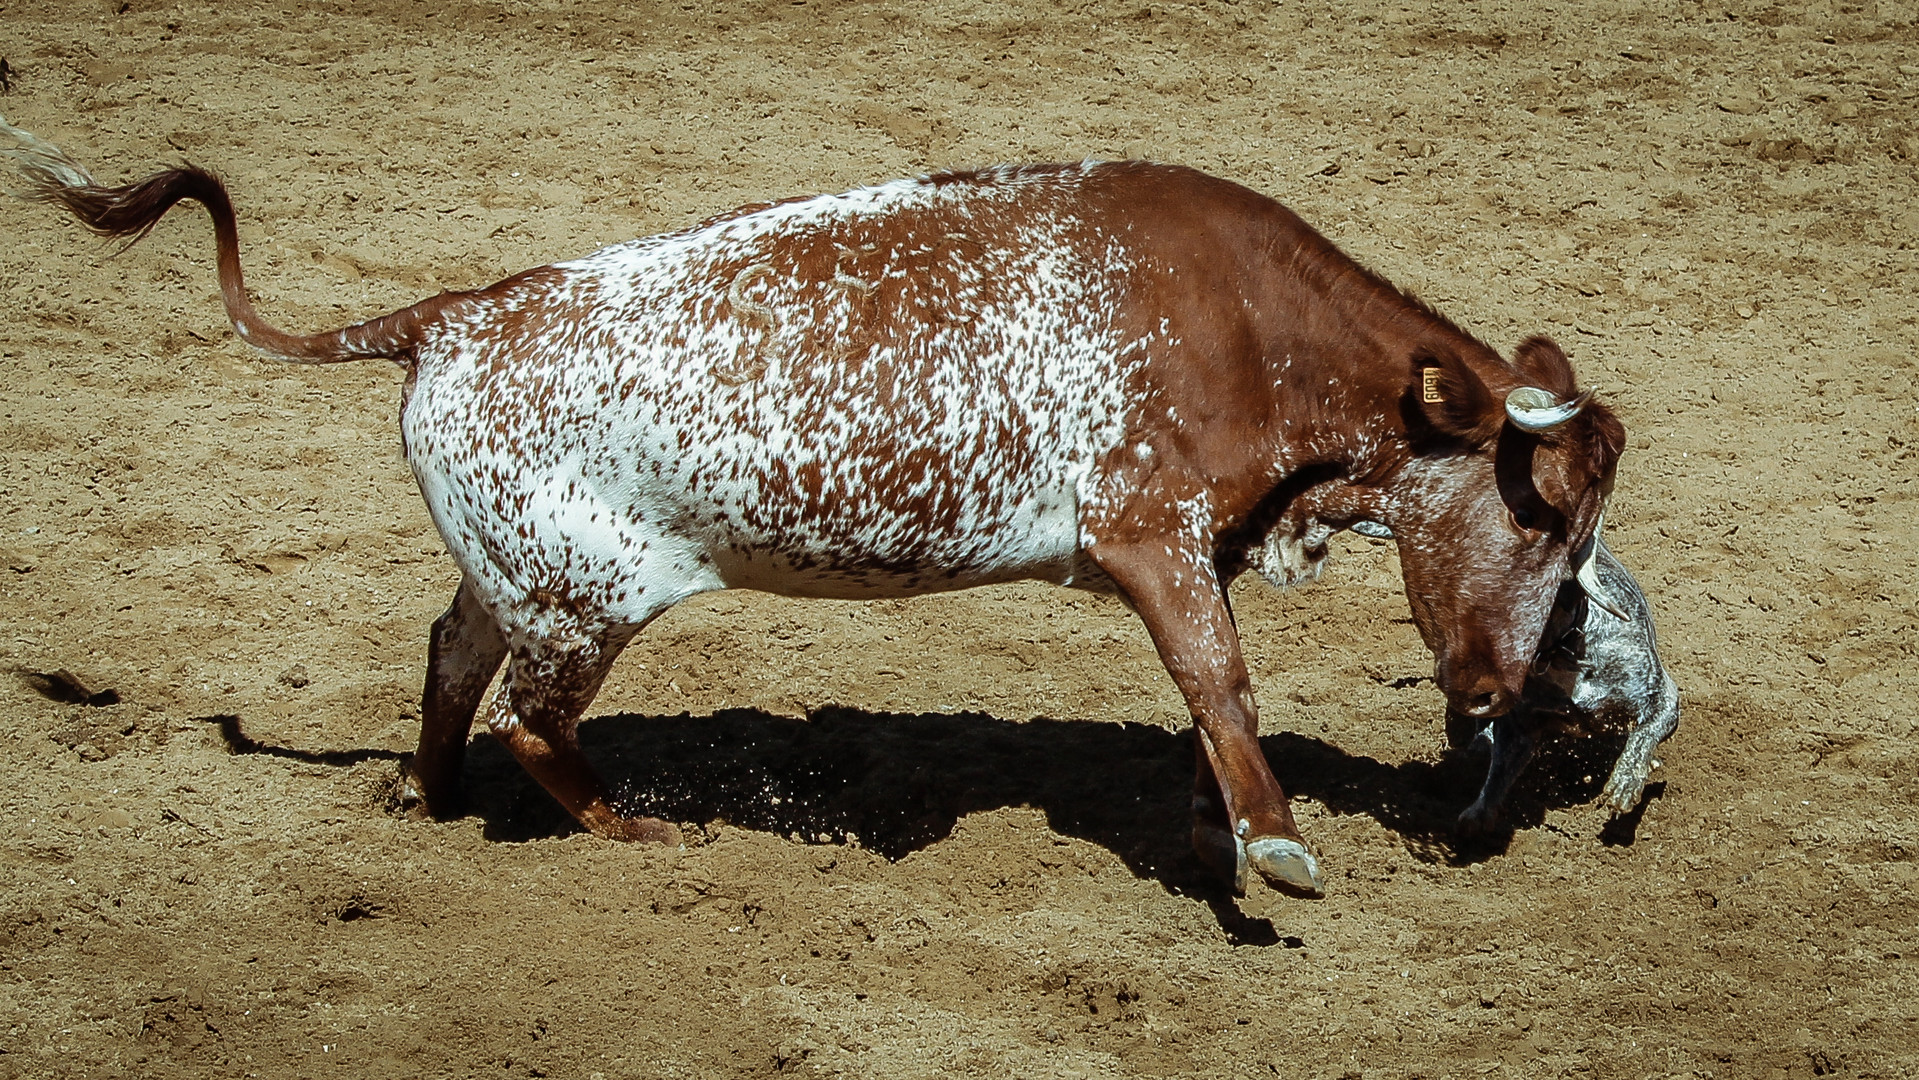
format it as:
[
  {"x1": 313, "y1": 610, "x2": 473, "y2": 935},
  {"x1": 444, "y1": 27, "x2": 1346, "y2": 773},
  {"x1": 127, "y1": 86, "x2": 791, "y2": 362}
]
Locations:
[{"x1": 689, "y1": 476, "x2": 1090, "y2": 599}]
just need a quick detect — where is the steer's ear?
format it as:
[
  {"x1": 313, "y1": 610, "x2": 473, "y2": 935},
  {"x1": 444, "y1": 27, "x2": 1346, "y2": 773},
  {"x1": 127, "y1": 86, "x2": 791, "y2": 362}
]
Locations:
[
  {"x1": 1407, "y1": 347, "x2": 1502, "y2": 445},
  {"x1": 1511, "y1": 334, "x2": 1627, "y2": 475},
  {"x1": 1511, "y1": 335, "x2": 1578, "y2": 397}
]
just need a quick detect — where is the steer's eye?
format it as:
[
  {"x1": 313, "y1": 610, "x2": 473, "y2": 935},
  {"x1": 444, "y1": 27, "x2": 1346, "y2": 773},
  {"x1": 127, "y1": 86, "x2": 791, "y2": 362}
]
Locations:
[{"x1": 1507, "y1": 505, "x2": 1540, "y2": 536}]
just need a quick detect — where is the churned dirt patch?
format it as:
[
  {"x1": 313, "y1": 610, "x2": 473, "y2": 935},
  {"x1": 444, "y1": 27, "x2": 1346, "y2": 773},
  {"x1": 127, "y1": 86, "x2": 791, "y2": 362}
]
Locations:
[{"x1": 1, "y1": 1, "x2": 1915, "y2": 1077}]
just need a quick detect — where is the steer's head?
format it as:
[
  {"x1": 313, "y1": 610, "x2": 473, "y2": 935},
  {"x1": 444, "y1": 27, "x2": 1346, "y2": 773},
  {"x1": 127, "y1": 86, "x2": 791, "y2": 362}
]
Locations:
[{"x1": 1377, "y1": 336, "x2": 1625, "y2": 720}]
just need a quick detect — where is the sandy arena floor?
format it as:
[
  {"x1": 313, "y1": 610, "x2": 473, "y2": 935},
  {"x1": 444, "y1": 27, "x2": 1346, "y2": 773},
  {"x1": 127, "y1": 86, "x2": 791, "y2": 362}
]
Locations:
[{"x1": 1, "y1": 1, "x2": 1916, "y2": 1077}]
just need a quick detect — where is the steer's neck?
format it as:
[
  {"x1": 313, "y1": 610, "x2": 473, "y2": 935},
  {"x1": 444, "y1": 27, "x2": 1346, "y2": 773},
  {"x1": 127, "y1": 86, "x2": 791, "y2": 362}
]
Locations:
[{"x1": 1260, "y1": 304, "x2": 1499, "y2": 490}]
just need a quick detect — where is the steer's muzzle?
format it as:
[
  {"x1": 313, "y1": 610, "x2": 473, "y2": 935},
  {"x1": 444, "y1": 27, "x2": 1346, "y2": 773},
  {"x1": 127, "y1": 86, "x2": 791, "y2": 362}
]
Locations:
[{"x1": 1440, "y1": 667, "x2": 1518, "y2": 720}]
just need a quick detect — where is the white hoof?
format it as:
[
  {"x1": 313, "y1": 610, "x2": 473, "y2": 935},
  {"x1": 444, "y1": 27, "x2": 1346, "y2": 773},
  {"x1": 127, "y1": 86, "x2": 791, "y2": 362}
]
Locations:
[{"x1": 1247, "y1": 837, "x2": 1325, "y2": 898}]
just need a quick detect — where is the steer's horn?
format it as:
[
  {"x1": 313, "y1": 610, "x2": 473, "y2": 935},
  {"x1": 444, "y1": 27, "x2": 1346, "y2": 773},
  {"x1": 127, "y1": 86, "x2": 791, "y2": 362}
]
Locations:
[
  {"x1": 1573, "y1": 516, "x2": 1631, "y2": 621},
  {"x1": 1505, "y1": 386, "x2": 1597, "y2": 433}
]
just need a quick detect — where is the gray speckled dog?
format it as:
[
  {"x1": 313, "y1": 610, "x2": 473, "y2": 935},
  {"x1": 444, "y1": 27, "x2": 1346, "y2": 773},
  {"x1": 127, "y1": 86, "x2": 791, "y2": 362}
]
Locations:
[
  {"x1": 1346, "y1": 520, "x2": 1679, "y2": 833},
  {"x1": 1455, "y1": 530, "x2": 1679, "y2": 833}
]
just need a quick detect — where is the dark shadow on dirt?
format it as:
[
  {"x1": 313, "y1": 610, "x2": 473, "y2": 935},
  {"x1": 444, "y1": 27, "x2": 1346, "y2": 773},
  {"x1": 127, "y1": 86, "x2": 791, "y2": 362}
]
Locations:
[
  {"x1": 1266, "y1": 727, "x2": 1631, "y2": 866},
  {"x1": 1599, "y1": 780, "x2": 1666, "y2": 847},
  {"x1": 205, "y1": 705, "x2": 1632, "y2": 936},
  {"x1": 202, "y1": 713, "x2": 406, "y2": 767},
  {"x1": 453, "y1": 706, "x2": 1628, "y2": 879}
]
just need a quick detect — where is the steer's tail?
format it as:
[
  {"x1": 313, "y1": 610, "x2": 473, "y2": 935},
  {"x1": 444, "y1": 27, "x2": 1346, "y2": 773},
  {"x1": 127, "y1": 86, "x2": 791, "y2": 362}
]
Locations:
[{"x1": 3, "y1": 116, "x2": 445, "y2": 365}]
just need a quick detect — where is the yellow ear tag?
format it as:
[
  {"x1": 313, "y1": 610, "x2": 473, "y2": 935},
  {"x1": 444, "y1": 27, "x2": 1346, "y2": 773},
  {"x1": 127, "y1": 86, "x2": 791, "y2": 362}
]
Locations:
[{"x1": 1422, "y1": 367, "x2": 1444, "y2": 404}]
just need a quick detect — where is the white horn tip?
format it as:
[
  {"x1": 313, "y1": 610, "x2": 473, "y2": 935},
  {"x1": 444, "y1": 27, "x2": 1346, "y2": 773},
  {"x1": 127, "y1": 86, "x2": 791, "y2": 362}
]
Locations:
[{"x1": 1505, "y1": 385, "x2": 1595, "y2": 433}]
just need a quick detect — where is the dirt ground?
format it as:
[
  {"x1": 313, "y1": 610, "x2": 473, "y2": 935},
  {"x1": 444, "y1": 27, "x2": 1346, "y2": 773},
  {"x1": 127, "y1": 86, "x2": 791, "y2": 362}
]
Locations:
[{"x1": 1, "y1": 0, "x2": 1915, "y2": 1077}]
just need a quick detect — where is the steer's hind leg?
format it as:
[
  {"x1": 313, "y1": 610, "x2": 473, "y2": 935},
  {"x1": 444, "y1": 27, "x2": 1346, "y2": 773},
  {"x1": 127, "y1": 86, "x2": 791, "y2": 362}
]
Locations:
[
  {"x1": 402, "y1": 577, "x2": 507, "y2": 820},
  {"x1": 1089, "y1": 539, "x2": 1323, "y2": 898},
  {"x1": 486, "y1": 627, "x2": 679, "y2": 844}
]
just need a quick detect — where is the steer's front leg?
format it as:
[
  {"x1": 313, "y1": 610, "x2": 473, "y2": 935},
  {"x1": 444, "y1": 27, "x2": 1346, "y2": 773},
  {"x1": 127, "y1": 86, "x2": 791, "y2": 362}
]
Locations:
[{"x1": 1089, "y1": 539, "x2": 1325, "y2": 898}]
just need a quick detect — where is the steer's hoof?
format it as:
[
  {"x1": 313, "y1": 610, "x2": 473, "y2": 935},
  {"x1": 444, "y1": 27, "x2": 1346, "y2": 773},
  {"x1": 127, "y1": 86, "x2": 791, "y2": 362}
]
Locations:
[
  {"x1": 392, "y1": 762, "x2": 461, "y2": 822},
  {"x1": 1193, "y1": 822, "x2": 1248, "y2": 895},
  {"x1": 611, "y1": 816, "x2": 683, "y2": 845},
  {"x1": 393, "y1": 770, "x2": 427, "y2": 819},
  {"x1": 1247, "y1": 837, "x2": 1325, "y2": 899},
  {"x1": 583, "y1": 809, "x2": 683, "y2": 845}
]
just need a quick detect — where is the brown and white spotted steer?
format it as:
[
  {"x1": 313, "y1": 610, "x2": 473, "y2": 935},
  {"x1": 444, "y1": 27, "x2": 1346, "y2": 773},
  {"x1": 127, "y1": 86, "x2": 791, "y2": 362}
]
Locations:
[{"x1": 6, "y1": 119, "x2": 1624, "y2": 897}]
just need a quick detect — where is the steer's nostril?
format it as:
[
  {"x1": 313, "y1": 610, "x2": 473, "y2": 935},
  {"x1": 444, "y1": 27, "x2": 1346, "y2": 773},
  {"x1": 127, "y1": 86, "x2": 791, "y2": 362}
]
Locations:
[{"x1": 1458, "y1": 688, "x2": 1508, "y2": 719}]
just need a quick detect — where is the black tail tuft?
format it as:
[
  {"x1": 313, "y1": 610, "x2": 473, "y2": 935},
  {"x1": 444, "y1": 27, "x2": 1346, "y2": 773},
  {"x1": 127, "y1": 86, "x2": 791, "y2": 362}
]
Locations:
[
  {"x1": 27, "y1": 163, "x2": 231, "y2": 247},
  {"x1": 6, "y1": 116, "x2": 233, "y2": 249},
  {"x1": 7, "y1": 117, "x2": 437, "y2": 365}
]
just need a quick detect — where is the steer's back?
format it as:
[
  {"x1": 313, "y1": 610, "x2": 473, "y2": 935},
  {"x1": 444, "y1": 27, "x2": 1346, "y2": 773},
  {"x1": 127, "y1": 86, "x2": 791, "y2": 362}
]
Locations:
[{"x1": 401, "y1": 162, "x2": 1201, "y2": 626}]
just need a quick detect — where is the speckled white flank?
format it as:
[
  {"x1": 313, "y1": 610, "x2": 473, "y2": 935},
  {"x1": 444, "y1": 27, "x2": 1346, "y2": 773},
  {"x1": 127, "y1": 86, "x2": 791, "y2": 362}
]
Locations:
[{"x1": 402, "y1": 164, "x2": 1152, "y2": 647}]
